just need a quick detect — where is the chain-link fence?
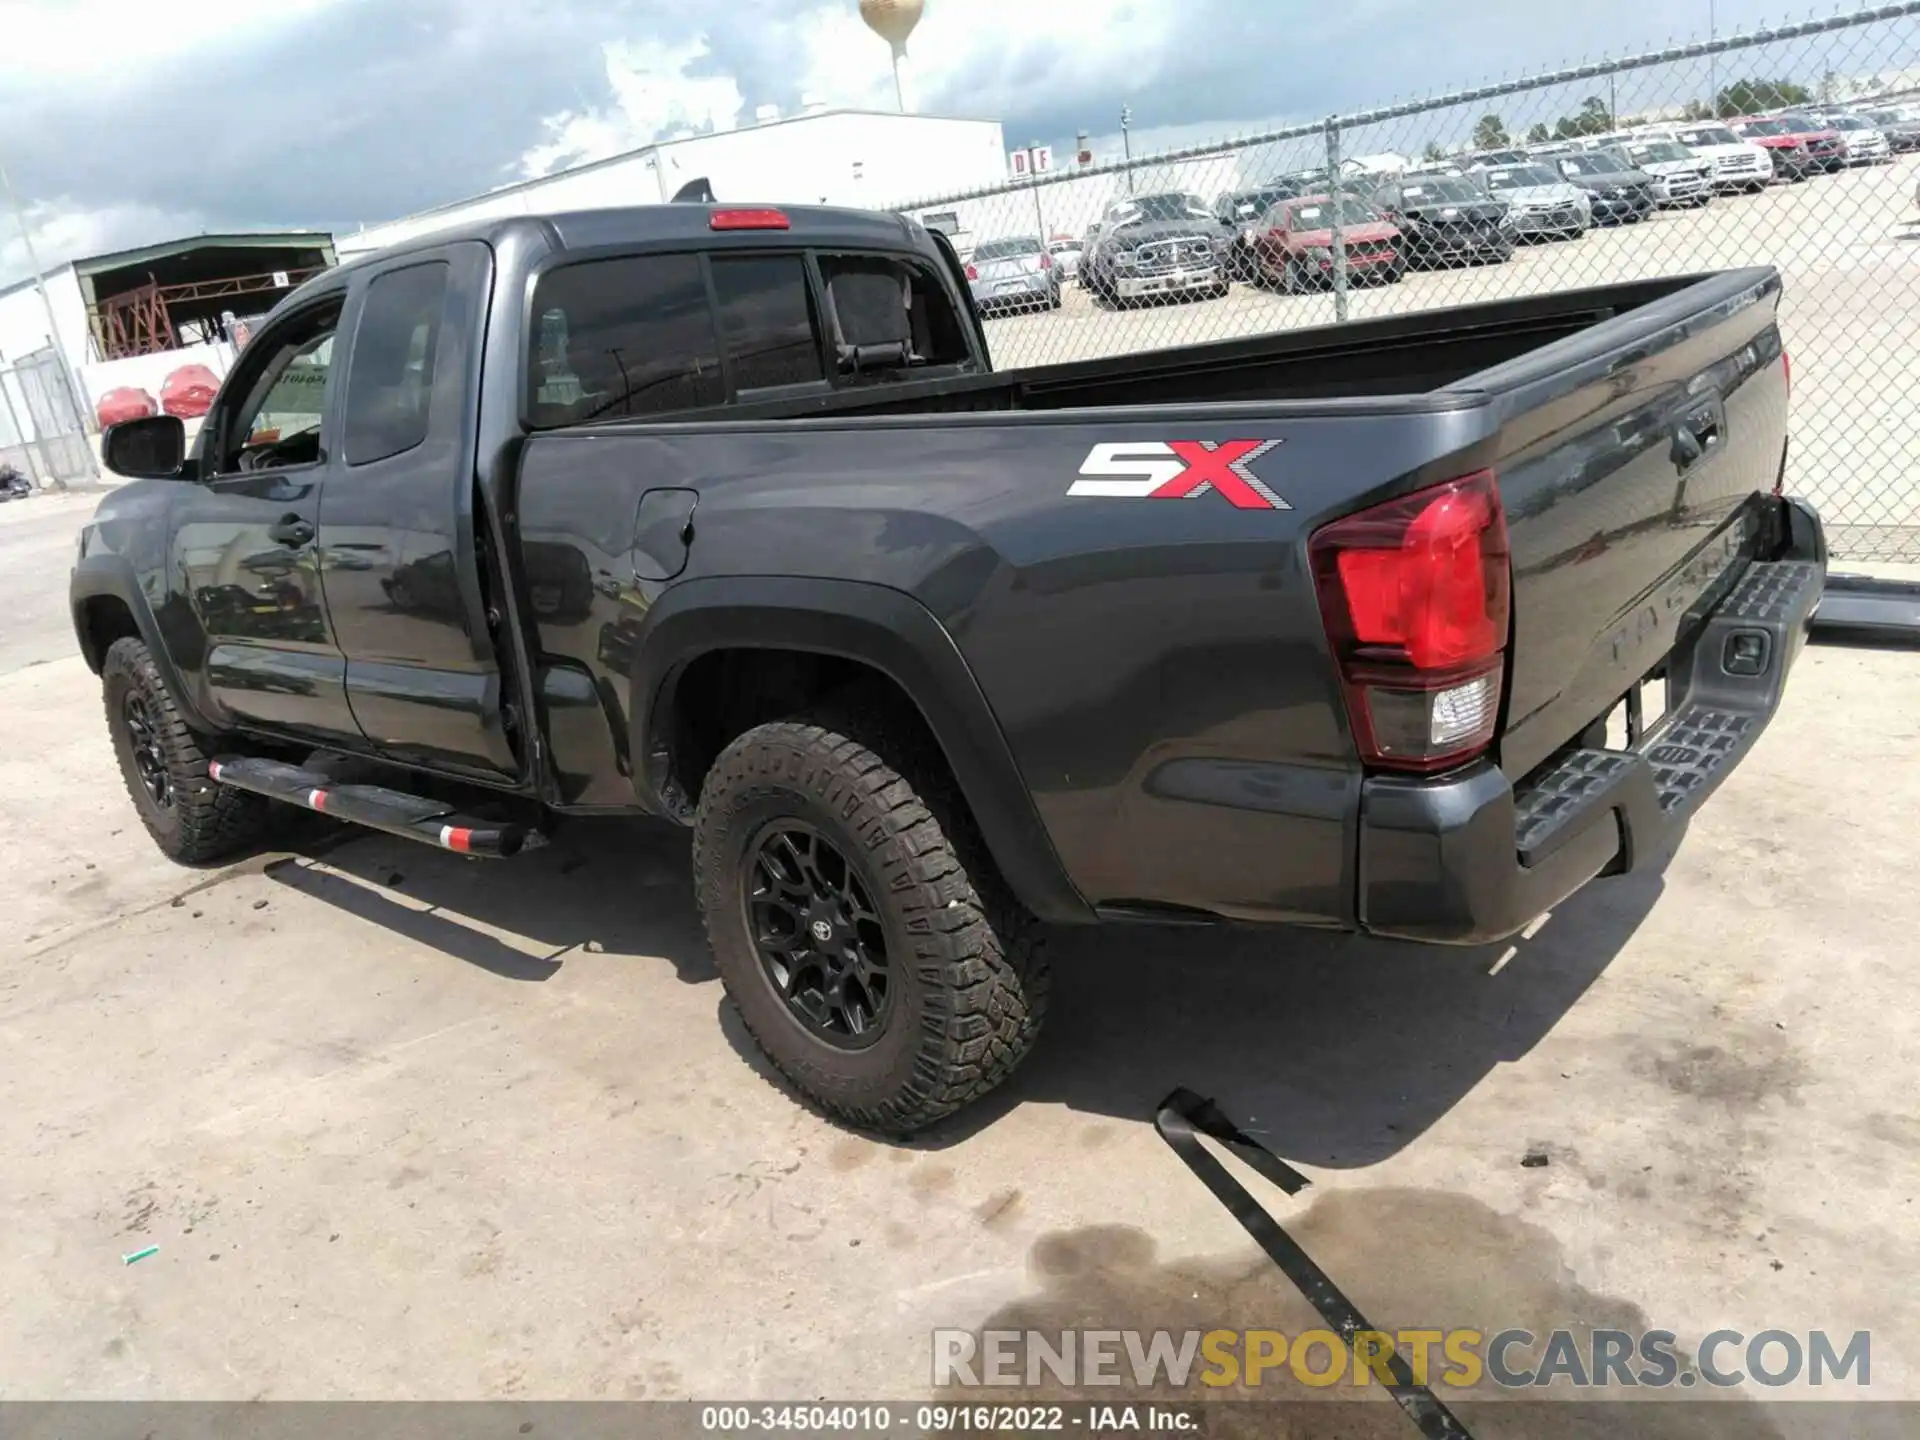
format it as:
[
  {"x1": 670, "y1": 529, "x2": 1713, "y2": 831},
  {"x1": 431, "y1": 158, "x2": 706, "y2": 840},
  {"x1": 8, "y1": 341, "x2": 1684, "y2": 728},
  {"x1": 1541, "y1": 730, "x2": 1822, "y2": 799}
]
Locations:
[
  {"x1": 896, "y1": 2, "x2": 1920, "y2": 562},
  {"x1": 0, "y1": 346, "x2": 90, "y2": 489}
]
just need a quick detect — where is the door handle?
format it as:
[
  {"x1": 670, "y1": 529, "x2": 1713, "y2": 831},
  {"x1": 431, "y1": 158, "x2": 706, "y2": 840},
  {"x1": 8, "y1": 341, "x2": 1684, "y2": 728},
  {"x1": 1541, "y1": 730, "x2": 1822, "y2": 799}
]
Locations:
[{"x1": 267, "y1": 514, "x2": 315, "y2": 547}]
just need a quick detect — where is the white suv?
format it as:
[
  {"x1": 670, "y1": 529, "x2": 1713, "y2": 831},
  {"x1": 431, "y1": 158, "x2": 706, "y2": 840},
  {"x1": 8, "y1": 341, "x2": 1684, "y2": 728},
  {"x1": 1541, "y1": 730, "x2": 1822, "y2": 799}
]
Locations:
[{"x1": 1641, "y1": 122, "x2": 1775, "y2": 193}]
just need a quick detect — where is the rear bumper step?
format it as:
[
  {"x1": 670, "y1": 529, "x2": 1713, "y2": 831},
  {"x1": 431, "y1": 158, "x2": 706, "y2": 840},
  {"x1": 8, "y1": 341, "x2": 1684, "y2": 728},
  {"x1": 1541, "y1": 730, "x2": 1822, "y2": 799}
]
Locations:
[
  {"x1": 1357, "y1": 552, "x2": 1824, "y2": 945},
  {"x1": 1810, "y1": 572, "x2": 1920, "y2": 646},
  {"x1": 207, "y1": 757, "x2": 535, "y2": 858}
]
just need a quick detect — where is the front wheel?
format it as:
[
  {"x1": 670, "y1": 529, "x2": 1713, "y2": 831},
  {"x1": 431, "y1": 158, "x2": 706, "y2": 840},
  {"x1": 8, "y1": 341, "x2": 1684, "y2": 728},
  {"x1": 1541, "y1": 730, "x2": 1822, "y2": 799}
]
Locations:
[
  {"x1": 102, "y1": 637, "x2": 271, "y2": 863},
  {"x1": 693, "y1": 712, "x2": 1050, "y2": 1135}
]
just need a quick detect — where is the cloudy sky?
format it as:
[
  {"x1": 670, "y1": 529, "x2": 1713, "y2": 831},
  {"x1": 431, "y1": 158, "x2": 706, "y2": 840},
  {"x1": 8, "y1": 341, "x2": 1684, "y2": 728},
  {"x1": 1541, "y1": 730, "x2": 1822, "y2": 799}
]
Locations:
[{"x1": 0, "y1": 0, "x2": 1822, "y2": 283}]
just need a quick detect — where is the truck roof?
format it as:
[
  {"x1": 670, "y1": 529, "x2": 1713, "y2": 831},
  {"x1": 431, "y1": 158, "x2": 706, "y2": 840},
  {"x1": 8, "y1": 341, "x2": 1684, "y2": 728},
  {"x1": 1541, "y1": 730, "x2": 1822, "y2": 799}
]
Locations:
[{"x1": 285, "y1": 203, "x2": 928, "y2": 308}]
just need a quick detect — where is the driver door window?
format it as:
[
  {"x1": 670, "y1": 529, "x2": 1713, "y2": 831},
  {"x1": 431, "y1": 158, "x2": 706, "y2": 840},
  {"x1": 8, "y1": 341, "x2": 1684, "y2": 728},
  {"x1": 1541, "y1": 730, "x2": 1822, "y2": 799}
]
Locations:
[{"x1": 216, "y1": 304, "x2": 341, "y2": 475}]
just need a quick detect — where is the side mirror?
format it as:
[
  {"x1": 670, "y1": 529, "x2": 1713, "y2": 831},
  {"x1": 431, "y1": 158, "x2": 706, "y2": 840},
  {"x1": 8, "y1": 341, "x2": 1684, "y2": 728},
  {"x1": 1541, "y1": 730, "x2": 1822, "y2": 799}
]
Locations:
[{"x1": 102, "y1": 415, "x2": 187, "y2": 480}]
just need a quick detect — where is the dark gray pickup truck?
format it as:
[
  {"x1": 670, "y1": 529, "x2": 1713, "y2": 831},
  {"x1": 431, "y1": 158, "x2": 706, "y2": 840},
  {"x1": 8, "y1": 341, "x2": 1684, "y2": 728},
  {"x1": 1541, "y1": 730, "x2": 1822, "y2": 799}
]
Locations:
[{"x1": 74, "y1": 203, "x2": 1824, "y2": 1133}]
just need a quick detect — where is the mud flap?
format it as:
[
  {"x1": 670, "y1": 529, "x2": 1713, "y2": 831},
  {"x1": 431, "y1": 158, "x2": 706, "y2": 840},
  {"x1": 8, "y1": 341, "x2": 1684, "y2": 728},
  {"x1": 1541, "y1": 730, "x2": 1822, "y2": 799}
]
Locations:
[{"x1": 1154, "y1": 1088, "x2": 1476, "y2": 1440}]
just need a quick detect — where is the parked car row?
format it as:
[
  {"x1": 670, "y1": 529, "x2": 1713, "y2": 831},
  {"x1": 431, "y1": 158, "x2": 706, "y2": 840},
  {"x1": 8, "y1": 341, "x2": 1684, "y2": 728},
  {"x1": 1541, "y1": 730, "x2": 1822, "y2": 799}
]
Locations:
[
  {"x1": 1476, "y1": 104, "x2": 1919, "y2": 183},
  {"x1": 963, "y1": 102, "x2": 1917, "y2": 319}
]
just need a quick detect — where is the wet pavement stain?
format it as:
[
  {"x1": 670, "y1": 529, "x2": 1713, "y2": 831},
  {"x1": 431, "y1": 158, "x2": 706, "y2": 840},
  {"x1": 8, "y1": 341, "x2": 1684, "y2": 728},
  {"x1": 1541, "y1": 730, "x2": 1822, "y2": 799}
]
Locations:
[{"x1": 930, "y1": 1188, "x2": 1781, "y2": 1439}]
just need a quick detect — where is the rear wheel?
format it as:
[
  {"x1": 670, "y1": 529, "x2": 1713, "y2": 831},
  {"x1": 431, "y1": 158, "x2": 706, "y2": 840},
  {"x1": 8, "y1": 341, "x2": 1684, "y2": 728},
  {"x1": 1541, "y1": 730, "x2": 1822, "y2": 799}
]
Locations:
[
  {"x1": 102, "y1": 637, "x2": 271, "y2": 864},
  {"x1": 693, "y1": 709, "x2": 1050, "y2": 1135}
]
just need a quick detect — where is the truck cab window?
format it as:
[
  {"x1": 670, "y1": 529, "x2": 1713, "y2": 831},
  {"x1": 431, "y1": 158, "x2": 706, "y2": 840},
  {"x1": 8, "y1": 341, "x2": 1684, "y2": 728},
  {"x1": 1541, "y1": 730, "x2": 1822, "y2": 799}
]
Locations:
[
  {"x1": 343, "y1": 261, "x2": 450, "y2": 466},
  {"x1": 218, "y1": 303, "x2": 341, "y2": 474},
  {"x1": 816, "y1": 254, "x2": 970, "y2": 385},
  {"x1": 525, "y1": 254, "x2": 723, "y2": 428},
  {"x1": 709, "y1": 255, "x2": 825, "y2": 393}
]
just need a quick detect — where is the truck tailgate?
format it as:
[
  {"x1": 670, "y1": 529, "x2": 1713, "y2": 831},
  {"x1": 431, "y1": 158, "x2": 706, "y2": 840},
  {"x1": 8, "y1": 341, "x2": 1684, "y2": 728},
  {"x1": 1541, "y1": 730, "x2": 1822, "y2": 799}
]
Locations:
[{"x1": 1458, "y1": 268, "x2": 1793, "y2": 779}]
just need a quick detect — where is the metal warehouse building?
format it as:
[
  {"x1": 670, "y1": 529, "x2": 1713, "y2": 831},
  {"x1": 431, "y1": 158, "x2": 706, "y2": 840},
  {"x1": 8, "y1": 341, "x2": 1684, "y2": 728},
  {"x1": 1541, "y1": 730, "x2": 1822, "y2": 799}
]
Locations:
[
  {"x1": 336, "y1": 106, "x2": 1010, "y2": 262},
  {"x1": 0, "y1": 231, "x2": 338, "y2": 486}
]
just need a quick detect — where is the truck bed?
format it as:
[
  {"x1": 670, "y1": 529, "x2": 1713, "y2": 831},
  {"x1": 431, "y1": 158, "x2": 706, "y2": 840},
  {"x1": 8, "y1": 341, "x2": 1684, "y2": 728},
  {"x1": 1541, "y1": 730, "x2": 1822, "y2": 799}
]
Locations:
[{"x1": 702, "y1": 273, "x2": 1720, "y2": 420}]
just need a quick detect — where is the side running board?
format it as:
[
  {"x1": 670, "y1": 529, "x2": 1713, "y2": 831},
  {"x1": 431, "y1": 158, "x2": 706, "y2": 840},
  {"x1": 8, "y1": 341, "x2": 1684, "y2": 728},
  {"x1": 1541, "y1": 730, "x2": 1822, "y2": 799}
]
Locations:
[
  {"x1": 207, "y1": 757, "x2": 536, "y2": 858},
  {"x1": 1810, "y1": 572, "x2": 1920, "y2": 647}
]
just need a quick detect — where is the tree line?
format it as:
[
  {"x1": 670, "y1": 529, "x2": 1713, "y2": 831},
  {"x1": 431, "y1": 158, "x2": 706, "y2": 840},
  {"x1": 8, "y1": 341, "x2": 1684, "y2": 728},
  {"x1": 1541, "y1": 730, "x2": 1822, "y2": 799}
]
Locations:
[{"x1": 1455, "y1": 77, "x2": 1819, "y2": 156}]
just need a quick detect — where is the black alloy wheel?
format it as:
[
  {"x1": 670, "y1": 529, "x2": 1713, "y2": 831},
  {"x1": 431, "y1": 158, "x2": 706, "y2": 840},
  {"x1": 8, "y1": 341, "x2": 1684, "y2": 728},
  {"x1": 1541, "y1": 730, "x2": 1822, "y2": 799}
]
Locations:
[
  {"x1": 123, "y1": 692, "x2": 172, "y2": 811},
  {"x1": 743, "y1": 821, "x2": 892, "y2": 1049}
]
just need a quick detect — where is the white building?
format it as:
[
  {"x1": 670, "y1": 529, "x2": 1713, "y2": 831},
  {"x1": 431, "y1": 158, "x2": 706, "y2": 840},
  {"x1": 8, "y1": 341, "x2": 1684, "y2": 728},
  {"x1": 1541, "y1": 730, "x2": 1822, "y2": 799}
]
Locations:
[{"x1": 336, "y1": 107, "x2": 1010, "y2": 261}]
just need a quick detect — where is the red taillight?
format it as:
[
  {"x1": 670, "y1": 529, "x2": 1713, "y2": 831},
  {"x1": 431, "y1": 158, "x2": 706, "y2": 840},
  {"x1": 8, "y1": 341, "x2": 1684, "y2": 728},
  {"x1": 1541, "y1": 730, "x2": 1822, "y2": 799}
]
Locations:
[
  {"x1": 965, "y1": 263, "x2": 979, "y2": 280},
  {"x1": 1782, "y1": 349, "x2": 1792, "y2": 400},
  {"x1": 1038, "y1": 251, "x2": 1053, "y2": 269},
  {"x1": 1309, "y1": 470, "x2": 1511, "y2": 773},
  {"x1": 709, "y1": 208, "x2": 790, "y2": 231}
]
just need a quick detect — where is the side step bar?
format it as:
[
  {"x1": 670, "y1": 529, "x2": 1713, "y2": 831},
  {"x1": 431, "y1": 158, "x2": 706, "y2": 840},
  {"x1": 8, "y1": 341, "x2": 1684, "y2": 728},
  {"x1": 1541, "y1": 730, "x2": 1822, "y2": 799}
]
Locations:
[
  {"x1": 207, "y1": 757, "x2": 536, "y2": 858},
  {"x1": 1811, "y1": 572, "x2": 1920, "y2": 647}
]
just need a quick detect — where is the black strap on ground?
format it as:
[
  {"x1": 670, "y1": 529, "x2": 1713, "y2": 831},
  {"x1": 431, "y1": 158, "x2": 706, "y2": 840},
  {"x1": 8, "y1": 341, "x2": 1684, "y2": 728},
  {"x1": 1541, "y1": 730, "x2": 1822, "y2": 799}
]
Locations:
[{"x1": 1154, "y1": 1087, "x2": 1476, "y2": 1440}]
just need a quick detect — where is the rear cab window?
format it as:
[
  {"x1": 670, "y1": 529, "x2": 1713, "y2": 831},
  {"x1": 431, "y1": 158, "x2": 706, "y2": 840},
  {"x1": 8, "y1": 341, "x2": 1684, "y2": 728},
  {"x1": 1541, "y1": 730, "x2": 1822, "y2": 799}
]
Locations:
[{"x1": 525, "y1": 243, "x2": 975, "y2": 428}]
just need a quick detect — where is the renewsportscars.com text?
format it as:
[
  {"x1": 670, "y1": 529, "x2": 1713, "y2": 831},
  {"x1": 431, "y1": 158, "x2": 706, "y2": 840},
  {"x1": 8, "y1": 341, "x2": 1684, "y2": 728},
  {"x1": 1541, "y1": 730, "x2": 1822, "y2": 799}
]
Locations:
[{"x1": 932, "y1": 1327, "x2": 1871, "y2": 1390}]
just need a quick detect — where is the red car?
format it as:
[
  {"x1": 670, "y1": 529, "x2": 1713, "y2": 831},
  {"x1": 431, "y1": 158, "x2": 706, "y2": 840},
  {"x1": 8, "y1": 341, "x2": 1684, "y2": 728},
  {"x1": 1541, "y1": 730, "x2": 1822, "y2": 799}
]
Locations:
[
  {"x1": 95, "y1": 386, "x2": 158, "y2": 429},
  {"x1": 1730, "y1": 115, "x2": 1845, "y2": 179},
  {"x1": 1253, "y1": 194, "x2": 1403, "y2": 293}
]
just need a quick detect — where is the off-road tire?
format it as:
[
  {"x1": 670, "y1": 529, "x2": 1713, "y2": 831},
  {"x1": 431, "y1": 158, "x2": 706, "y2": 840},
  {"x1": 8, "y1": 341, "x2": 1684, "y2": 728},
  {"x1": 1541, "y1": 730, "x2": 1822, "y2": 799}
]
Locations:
[
  {"x1": 692, "y1": 710, "x2": 1050, "y2": 1136},
  {"x1": 102, "y1": 637, "x2": 270, "y2": 863}
]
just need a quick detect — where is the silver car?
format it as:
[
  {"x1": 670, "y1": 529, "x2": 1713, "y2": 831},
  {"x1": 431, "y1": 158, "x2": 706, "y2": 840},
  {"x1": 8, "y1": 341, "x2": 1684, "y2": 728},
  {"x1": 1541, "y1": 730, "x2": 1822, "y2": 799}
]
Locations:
[
  {"x1": 1818, "y1": 113, "x2": 1893, "y2": 164},
  {"x1": 1471, "y1": 163, "x2": 1593, "y2": 239},
  {"x1": 1045, "y1": 235, "x2": 1083, "y2": 280},
  {"x1": 1607, "y1": 139, "x2": 1713, "y2": 207},
  {"x1": 966, "y1": 236, "x2": 1063, "y2": 314}
]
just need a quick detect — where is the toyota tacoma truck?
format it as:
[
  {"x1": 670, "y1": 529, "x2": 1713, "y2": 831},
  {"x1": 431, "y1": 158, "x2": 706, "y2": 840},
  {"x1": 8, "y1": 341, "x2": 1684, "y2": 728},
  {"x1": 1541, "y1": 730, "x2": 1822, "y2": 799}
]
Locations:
[{"x1": 74, "y1": 203, "x2": 1823, "y2": 1134}]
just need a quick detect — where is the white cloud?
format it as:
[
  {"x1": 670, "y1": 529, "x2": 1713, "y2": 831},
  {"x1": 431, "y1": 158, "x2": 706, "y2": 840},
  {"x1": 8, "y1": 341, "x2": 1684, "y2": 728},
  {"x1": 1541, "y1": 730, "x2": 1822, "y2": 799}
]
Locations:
[
  {"x1": 786, "y1": 0, "x2": 1182, "y2": 127},
  {"x1": 511, "y1": 0, "x2": 1185, "y2": 181},
  {"x1": 518, "y1": 35, "x2": 745, "y2": 178},
  {"x1": 0, "y1": 196, "x2": 205, "y2": 287},
  {"x1": 0, "y1": 0, "x2": 344, "y2": 82}
]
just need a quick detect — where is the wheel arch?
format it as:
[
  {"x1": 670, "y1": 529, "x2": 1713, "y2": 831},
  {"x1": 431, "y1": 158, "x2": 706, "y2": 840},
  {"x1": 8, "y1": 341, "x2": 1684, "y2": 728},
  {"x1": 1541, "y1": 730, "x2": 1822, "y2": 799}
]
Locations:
[
  {"x1": 631, "y1": 576, "x2": 1093, "y2": 926},
  {"x1": 70, "y1": 557, "x2": 205, "y2": 730}
]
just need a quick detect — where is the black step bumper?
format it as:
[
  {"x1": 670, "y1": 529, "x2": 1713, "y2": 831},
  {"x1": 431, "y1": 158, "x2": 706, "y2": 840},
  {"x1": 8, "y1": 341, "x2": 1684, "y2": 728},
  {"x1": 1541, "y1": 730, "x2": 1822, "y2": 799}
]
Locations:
[{"x1": 1355, "y1": 508, "x2": 1825, "y2": 946}]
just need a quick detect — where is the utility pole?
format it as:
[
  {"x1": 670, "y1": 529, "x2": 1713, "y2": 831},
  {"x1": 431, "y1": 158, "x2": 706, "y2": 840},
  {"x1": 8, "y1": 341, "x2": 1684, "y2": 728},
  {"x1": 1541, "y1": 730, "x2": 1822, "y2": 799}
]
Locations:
[
  {"x1": 1025, "y1": 144, "x2": 1047, "y2": 240},
  {"x1": 1708, "y1": 0, "x2": 1718, "y2": 116},
  {"x1": 0, "y1": 147, "x2": 87, "y2": 490},
  {"x1": 1120, "y1": 103, "x2": 1135, "y2": 194}
]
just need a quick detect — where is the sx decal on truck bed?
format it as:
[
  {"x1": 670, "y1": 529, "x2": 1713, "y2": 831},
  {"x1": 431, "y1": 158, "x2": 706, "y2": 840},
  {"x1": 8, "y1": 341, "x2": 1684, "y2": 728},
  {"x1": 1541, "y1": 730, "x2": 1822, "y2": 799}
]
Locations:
[{"x1": 1069, "y1": 439, "x2": 1290, "y2": 510}]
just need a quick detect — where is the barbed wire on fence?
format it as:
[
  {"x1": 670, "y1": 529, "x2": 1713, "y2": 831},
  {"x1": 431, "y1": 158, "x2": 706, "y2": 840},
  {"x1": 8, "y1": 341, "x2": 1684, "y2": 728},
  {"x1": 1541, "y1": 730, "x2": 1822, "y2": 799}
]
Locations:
[{"x1": 894, "y1": 1, "x2": 1920, "y2": 561}]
